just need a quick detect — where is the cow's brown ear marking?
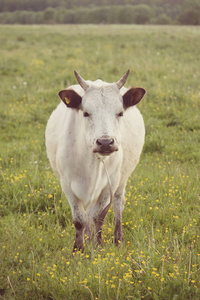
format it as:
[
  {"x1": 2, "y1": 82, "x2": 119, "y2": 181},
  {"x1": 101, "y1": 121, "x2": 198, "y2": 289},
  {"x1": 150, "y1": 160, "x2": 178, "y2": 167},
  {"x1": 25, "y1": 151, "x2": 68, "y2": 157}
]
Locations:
[
  {"x1": 58, "y1": 89, "x2": 82, "y2": 109},
  {"x1": 123, "y1": 87, "x2": 146, "y2": 109}
]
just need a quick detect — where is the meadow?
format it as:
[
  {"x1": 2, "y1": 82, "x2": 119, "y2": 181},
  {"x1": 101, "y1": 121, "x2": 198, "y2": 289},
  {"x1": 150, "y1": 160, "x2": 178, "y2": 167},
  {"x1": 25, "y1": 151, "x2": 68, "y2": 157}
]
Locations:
[{"x1": 0, "y1": 24, "x2": 200, "y2": 299}]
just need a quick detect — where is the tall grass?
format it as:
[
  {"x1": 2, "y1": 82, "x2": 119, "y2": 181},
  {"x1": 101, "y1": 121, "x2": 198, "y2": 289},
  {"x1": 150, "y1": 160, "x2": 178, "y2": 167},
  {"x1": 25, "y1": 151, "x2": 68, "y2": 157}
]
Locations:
[{"x1": 0, "y1": 25, "x2": 200, "y2": 299}]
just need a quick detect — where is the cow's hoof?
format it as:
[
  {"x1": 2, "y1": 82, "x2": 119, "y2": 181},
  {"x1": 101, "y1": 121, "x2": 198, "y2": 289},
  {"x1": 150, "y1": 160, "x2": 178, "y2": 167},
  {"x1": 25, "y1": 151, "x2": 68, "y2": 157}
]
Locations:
[
  {"x1": 114, "y1": 236, "x2": 124, "y2": 247},
  {"x1": 72, "y1": 243, "x2": 84, "y2": 254}
]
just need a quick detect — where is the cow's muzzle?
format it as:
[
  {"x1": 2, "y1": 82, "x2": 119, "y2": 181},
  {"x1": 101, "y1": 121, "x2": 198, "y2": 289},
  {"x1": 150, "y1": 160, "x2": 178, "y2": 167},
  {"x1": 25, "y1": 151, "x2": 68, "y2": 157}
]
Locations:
[{"x1": 93, "y1": 136, "x2": 118, "y2": 156}]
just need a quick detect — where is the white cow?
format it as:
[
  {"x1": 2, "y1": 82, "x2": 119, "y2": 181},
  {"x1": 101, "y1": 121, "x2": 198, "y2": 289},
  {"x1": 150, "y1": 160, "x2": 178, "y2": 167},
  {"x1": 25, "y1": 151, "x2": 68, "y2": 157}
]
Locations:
[{"x1": 45, "y1": 70, "x2": 146, "y2": 251}]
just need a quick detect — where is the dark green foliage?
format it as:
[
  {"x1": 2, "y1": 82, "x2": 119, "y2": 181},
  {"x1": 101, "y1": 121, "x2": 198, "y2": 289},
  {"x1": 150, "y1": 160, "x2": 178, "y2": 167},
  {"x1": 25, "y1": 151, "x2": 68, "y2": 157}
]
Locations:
[
  {"x1": 178, "y1": 8, "x2": 200, "y2": 25},
  {"x1": 0, "y1": 0, "x2": 199, "y2": 24}
]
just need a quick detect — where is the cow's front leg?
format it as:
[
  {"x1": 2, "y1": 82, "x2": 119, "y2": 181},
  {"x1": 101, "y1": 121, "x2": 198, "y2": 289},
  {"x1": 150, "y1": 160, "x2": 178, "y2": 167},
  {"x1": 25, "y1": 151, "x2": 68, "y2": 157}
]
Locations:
[
  {"x1": 113, "y1": 185, "x2": 126, "y2": 245},
  {"x1": 70, "y1": 200, "x2": 87, "y2": 252},
  {"x1": 61, "y1": 181, "x2": 86, "y2": 252},
  {"x1": 73, "y1": 211, "x2": 94, "y2": 251},
  {"x1": 73, "y1": 220, "x2": 85, "y2": 252},
  {"x1": 88, "y1": 188, "x2": 111, "y2": 246},
  {"x1": 84, "y1": 215, "x2": 93, "y2": 242}
]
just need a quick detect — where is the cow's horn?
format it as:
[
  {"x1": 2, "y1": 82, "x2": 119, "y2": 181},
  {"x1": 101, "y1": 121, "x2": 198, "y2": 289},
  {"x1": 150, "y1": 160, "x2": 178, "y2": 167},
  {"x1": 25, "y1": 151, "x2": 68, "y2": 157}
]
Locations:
[
  {"x1": 74, "y1": 70, "x2": 89, "y2": 91},
  {"x1": 116, "y1": 69, "x2": 130, "y2": 89}
]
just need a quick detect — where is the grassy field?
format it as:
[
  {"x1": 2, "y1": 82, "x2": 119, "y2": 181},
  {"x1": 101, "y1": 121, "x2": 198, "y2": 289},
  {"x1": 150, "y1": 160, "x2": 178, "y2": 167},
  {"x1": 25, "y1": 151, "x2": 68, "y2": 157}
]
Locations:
[{"x1": 0, "y1": 24, "x2": 200, "y2": 299}]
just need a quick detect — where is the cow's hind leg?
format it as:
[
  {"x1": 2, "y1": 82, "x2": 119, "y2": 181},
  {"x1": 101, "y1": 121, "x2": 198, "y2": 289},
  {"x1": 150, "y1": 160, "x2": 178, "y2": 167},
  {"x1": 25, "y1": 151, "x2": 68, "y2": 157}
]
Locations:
[{"x1": 113, "y1": 185, "x2": 126, "y2": 245}]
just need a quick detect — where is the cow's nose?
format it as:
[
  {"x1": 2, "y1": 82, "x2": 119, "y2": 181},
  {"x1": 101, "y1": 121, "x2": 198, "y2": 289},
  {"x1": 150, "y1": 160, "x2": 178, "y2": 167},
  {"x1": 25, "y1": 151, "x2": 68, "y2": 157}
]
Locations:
[
  {"x1": 96, "y1": 138, "x2": 114, "y2": 148},
  {"x1": 94, "y1": 136, "x2": 118, "y2": 155}
]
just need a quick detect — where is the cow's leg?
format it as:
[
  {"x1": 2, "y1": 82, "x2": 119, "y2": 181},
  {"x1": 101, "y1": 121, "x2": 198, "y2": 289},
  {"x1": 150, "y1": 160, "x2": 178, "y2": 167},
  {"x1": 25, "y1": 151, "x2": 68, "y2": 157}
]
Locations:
[
  {"x1": 72, "y1": 201, "x2": 86, "y2": 252},
  {"x1": 60, "y1": 181, "x2": 86, "y2": 252},
  {"x1": 113, "y1": 185, "x2": 126, "y2": 245},
  {"x1": 84, "y1": 215, "x2": 93, "y2": 242},
  {"x1": 88, "y1": 188, "x2": 110, "y2": 246},
  {"x1": 73, "y1": 212, "x2": 86, "y2": 252}
]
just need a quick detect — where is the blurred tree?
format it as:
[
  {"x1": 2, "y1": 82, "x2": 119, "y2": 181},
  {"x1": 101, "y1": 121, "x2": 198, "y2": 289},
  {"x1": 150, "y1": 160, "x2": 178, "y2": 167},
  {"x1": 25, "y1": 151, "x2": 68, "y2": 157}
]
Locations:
[
  {"x1": 178, "y1": 8, "x2": 200, "y2": 24},
  {"x1": 118, "y1": 5, "x2": 136, "y2": 24},
  {"x1": 0, "y1": 0, "x2": 199, "y2": 24},
  {"x1": 133, "y1": 4, "x2": 154, "y2": 24},
  {"x1": 62, "y1": 10, "x2": 75, "y2": 23},
  {"x1": 43, "y1": 7, "x2": 56, "y2": 23},
  {"x1": 155, "y1": 13, "x2": 172, "y2": 24}
]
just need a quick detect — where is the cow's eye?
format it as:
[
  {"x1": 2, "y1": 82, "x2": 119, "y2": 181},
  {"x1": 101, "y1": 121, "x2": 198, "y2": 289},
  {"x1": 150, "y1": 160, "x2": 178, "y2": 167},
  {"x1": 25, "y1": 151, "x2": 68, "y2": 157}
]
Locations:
[
  {"x1": 83, "y1": 112, "x2": 90, "y2": 117},
  {"x1": 117, "y1": 111, "x2": 124, "y2": 117}
]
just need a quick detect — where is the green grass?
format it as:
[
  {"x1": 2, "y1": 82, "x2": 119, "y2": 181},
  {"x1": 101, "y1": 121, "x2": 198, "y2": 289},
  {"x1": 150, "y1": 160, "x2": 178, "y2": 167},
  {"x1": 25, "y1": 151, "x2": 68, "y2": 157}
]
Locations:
[{"x1": 0, "y1": 24, "x2": 200, "y2": 299}]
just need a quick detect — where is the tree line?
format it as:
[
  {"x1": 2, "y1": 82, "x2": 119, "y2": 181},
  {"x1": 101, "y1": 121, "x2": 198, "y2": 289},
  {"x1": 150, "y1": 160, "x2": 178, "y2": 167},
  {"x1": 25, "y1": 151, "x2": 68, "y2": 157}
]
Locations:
[{"x1": 0, "y1": 0, "x2": 199, "y2": 25}]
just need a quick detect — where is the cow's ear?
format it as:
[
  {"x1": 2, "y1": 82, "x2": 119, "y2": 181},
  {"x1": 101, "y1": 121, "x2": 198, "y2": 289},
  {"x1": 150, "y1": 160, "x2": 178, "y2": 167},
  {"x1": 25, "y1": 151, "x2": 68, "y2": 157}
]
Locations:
[
  {"x1": 58, "y1": 89, "x2": 82, "y2": 109},
  {"x1": 123, "y1": 87, "x2": 146, "y2": 109}
]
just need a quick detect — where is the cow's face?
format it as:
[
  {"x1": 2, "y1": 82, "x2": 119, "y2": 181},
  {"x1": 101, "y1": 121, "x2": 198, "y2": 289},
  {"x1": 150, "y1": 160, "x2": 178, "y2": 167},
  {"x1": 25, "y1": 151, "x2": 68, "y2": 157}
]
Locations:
[
  {"x1": 59, "y1": 84, "x2": 145, "y2": 157},
  {"x1": 81, "y1": 85, "x2": 124, "y2": 156}
]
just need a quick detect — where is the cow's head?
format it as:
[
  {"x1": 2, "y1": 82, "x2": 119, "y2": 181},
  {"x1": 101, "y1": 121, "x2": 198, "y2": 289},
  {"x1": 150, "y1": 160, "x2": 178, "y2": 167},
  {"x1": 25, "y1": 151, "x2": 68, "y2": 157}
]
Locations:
[{"x1": 58, "y1": 70, "x2": 146, "y2": 157}]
